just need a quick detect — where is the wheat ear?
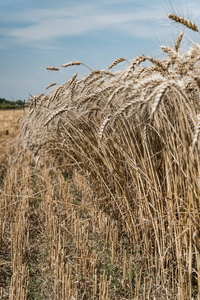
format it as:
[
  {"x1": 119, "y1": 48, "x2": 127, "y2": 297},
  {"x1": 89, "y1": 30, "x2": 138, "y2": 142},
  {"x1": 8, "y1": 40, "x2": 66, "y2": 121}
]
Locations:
[
  {"x1": 99, "y1": 115, "x2": 112, "y2": 140},
  {"x1": 113, "y1": 96, "x2": 144, "y2": 119},
  {"x1": 70, "y1": 74, "x2": 78, "y2": 101},
  {"x1": 61, "y1": 61, "x2": 81, "y2": 67},
  {"x1": 174, "y1": 32, "x2": 184, "y2": 52},
  {"x1": 45, "y1": 83, "x2": 57, "y2": 90},
  {"x1": 192, "y1": 115, "x2": 200, "y2": 147},
  {"x1": 46, "y1": 66, "x2": 59, "y2": 71},
  {"x1": 61, "y1": 61, "x2": 92, "y2": 71},
  {"x1": 103, "y1": 86, "x2": 125, "y2": 111},
  {"x1": 131, "y1": 55, "x2": 147, "y2": 69},
  {"x1": 151, "y1": 83, "x2": 169, "y2": 117},
  {"x1": 108, "y1": 57, "x2": 129, "y2": 69},
  {"x1": 161, "y1": 46, "x2": 179, "y2": 61},
  {"x1": 80, "y1": 70, "x2": 114, "y2": 88},
  {"x1": 168, "y1": 14, "x2": 199, "y2": 32},
  {"x1": 147, "y1": 57, "x2": 167, "y2": 71},
  {"x1": 44, "y1": 107, "x2": 72, "y2": 126},
  {"x1": 69, "y1": 73, "x2": 78, "y2": 84}
]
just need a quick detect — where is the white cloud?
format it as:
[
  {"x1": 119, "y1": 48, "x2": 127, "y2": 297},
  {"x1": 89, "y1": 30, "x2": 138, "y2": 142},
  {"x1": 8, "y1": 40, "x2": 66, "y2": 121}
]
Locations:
[
  {"x1": 2, "y1": 1, "x2": 200, "y2": 49},
  {"x1": 4, "y1": 4, "x2": 159, "y2": 42}
]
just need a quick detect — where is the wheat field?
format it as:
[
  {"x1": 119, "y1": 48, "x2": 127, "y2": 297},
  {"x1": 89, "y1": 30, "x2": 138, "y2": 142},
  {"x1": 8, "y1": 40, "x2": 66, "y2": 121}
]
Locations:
[
  {"x1": 0, "y1": 110, "x2": 23, "y2": 185},
  {"x1": 1, "y1": 13, "x2": 200, "y2": 300}
]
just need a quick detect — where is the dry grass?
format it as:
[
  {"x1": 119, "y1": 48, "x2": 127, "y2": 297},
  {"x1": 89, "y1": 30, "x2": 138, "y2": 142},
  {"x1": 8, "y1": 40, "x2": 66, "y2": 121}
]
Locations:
[
  {"x1": 1, "y1": 12, "x2": 200, "y2": 300},
  {"x1": 0, "y1": 110, "x2": 24, "y2": 184},
  {"x1": 0, "y1": 109, "x2": 22, "y2": 138}
]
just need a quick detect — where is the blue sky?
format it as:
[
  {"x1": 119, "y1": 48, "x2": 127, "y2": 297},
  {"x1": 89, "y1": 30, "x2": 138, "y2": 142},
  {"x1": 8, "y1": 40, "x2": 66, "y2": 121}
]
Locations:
[{"x1": 0, "y1": 0, "x2": 200, "y2": 100}]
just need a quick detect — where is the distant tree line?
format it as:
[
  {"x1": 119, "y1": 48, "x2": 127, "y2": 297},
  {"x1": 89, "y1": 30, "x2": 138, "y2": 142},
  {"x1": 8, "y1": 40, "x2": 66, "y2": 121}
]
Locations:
[{"x1": 0, "y1": 98, "x2": 25, "y2": 109}]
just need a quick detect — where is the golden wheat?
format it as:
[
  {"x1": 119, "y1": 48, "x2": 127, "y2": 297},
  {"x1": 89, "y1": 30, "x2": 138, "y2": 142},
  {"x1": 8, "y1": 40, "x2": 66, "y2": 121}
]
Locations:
[
  {"x1": 61, "y1": 61, "x2": 82, "y2": 67},
  {"x1": 174, "y1": 32, "x2": 184, "y2": 52},
  {"x1": 46, "y1": 66, "x2": 59, "y2": 71},
  {"x1": 168, "y1": 14, "x2": 199, "y2": 32},
  {"x1": 45, "y1": 82, "x2": 57, "y2": 89},
  {"x1": 2, "y1": 10, "x2": 200, "y2": 300},
  {"x1": 108, "y1": 57, "x2": 129, "y2": 69}
]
